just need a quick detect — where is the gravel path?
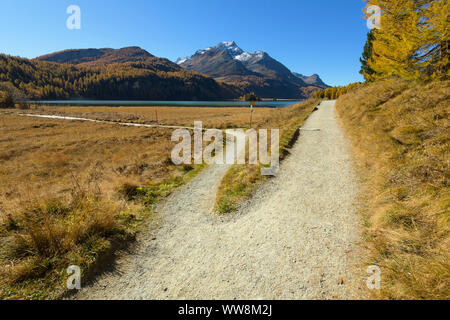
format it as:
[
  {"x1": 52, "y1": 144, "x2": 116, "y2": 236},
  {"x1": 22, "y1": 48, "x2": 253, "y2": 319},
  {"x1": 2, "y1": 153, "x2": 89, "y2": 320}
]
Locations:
[{"x1": 75, "y1": 100, "x2": 363, "y2": 300}]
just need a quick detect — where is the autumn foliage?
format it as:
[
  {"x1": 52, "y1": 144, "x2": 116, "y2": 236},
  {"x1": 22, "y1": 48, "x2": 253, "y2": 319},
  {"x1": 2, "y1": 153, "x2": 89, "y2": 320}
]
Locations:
[
  {"x1": 312, "y1": 83, "x2": 362, "y2": 100},
  {"x1": 0, "y1": 54, "x2": 240, "y2": 101},
  {"x1": 362, "y1": 0, "x2": 449, "y2": 81}
]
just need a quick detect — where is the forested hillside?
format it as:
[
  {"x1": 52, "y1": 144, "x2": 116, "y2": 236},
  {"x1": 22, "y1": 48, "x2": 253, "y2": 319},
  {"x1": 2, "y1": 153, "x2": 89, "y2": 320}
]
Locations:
[
  {"x1": 0, "y1": 54, "x2": 241, "y2": 100},
  {"x1": 36, "y1": 47, "x2": 154, "y2": 66}
]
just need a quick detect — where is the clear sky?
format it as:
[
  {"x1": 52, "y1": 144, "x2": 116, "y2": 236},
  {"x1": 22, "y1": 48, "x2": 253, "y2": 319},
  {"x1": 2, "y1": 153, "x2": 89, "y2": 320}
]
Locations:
[{"x1": 0, "y1": 0, "x2": 370, "y2": 86}]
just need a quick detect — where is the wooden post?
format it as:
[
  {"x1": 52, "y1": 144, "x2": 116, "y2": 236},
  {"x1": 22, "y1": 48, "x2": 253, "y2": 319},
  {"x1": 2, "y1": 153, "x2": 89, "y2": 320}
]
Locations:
[
  {"x1": 155, "y1": 108, "x2": 158, "y2": 124},
  {"x1": 249, "y1": 101, "x2": 255, "y2": 128}
]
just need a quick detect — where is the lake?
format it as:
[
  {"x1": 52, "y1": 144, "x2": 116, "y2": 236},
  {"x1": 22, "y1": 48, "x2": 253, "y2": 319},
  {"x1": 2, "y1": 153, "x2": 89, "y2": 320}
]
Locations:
[{"x1": 29, "y1": 100, "x2": 302, "y2": 108}]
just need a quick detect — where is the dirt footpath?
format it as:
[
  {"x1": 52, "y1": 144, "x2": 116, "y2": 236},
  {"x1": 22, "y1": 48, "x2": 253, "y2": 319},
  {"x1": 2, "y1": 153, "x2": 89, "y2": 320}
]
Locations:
[{"x1": 76, "y1": 100, "x2": 364, "y2": 300}]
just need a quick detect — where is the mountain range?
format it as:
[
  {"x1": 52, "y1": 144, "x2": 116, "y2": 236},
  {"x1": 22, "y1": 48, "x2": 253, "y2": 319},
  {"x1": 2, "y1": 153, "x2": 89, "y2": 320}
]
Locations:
[
  {"x1": 177, "y1": 41, "x2": 329, "y2": 99},
  {"x1": 0, "y1": 47, "x2": 239, "y2": 100},
  {"x1": 1, "y1": 44, "x2": 328, "y2": 101}
]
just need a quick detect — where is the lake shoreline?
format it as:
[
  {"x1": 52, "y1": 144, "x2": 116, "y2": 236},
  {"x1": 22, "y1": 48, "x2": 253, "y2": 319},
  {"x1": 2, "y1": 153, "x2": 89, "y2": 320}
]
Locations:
[{"x1": 28, "y1": 100, "x2": 303, "y2": 108}]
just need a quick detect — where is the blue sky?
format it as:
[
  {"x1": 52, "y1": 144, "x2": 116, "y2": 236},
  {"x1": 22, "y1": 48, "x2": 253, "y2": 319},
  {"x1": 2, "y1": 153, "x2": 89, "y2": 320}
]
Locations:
[{"x1": 0, "y1": 0, "x2": 369, "y2": 86}]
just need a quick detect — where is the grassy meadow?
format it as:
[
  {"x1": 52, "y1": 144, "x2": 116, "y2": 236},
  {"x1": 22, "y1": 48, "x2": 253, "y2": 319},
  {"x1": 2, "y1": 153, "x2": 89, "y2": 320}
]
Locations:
[
  {"x1": 0, "y1": 113, "x2": 187, "y2": 299},
  {"x1": 0, "y1": 102, "x2": 313, "y2": 299},
  {"x1": 19, "y1": 105, "x2": 281, "y2": 129}
]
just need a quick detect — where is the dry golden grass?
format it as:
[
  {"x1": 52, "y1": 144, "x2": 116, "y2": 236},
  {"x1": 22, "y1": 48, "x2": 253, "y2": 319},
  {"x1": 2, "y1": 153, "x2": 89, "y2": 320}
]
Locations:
[
  {"x1": 0, "y1": 103, "x2": 300, "y2": 299},
  {"x1": 215, "y1": 99, "x2": 320, "y2": 213},
  {"x1": 21, "y1": 105, "x2": 281, "y2": 129},
  {"x1": 0, "y1": 115, "x2": 177, "y2": 207},
  {"x1": 0, "y1": 114, "x2": 184, "y2": 299},
  {"x1": 336, "y1": 79, "x2": 449, "y2": 300}
]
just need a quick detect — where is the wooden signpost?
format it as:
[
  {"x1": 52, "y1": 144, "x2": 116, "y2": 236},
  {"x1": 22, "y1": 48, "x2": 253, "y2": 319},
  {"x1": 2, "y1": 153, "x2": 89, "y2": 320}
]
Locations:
[{"x1": 249, "y1": 100, "x2": 255, "y2": 128}]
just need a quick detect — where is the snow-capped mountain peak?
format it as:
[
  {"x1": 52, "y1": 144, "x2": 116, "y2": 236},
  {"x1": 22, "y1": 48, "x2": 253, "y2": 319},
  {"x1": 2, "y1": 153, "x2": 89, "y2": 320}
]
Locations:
[
  {"x1": 176, "y1": 41, "x2": 267, "y2": 65},
  {"x1": 222, "y1": 41, "x2": 236, "y2": 47},
  {"x1": 215, "y1": 41, "x2": 244, "y2": 57},
  {"x1": 175, "y1": 41, "x2": 329, "y2": 98}
]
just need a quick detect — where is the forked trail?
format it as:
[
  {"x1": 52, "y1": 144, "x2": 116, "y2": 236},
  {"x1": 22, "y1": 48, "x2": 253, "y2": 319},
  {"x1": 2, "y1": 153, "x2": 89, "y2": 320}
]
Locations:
[{"x1": 75, "y1": 100, "x2": 363, "y2": 300}]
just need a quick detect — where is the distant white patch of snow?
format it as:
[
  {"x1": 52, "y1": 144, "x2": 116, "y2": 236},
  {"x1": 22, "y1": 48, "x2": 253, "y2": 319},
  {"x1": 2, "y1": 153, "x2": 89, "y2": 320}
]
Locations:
[
  {"x1": 234, "y1": 52, "x2": 253, "y2": 62},
  {"x1": 176, "y1": 57, "x2": 188, "y2": 65},
  {"x1": 234, "y1": 50, "x2": 265, "y2": 62},
  {"x1": 254, "y1": 51, "x2": 265, "y2": 59}
]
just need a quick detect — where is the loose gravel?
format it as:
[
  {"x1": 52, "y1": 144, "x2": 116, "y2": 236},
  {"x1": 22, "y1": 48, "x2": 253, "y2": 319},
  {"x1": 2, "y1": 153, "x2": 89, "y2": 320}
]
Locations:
[{"x1": 75, "y1": 100, "x2": 364, "y2": 300}]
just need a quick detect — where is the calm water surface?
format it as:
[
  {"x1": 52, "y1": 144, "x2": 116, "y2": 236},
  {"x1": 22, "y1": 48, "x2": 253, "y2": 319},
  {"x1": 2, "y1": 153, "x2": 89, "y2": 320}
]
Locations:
[{"x1": 29, "y1": 100, "x2": 302, "y2": 108}]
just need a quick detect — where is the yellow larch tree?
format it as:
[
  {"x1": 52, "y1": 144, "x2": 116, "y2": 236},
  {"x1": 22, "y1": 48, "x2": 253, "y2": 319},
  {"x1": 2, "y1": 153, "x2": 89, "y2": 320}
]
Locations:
[{"x1": 363, "y1": 0, "x2": 448, "y2": 80}]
